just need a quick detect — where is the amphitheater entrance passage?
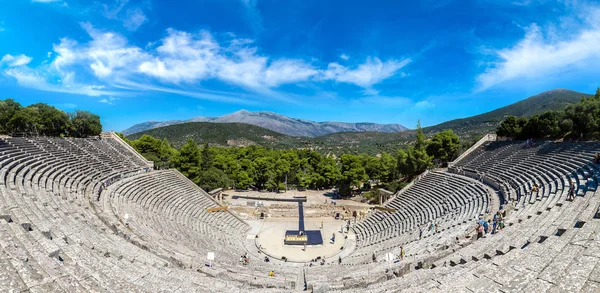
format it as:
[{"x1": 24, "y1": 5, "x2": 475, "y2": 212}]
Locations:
[{"x1": 232, "y1": 195, "x2": 323, "y2": 245}]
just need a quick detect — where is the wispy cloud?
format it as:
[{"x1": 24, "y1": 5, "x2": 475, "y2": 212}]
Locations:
[
  {"x1": 340, "y1": 54, "x2": 349, "y2": 61},
  {"x1": 123, "y1": 8, "x2": 147, "y2": 31},
  {"x1": 475, "y1": 4, "x2": 600, "y2": 91},
  {"x1": 3, "y1": 23, "x2": 409, "y2": 103},
  {"x1": 102, "y1": 0, "x2": 129, "y2": 19},
  {"x1": 321, "y1": 57, "x2": 411, "y2": 88},
  {"x1": 101, "y1": 0, "x2": 147, "y2": 31},
  {"x1": 98, "y1": 97, "x2": 119, "y2": 105},
  {"x1": 241, "y1": 0, "x2": 264, "y2": 34},
  {"x1": 1, "y1": 54, "x2": 32, "y2": 67},
  {"x1": 31, "y1": 0, "x2": 61, "y2": 2}
]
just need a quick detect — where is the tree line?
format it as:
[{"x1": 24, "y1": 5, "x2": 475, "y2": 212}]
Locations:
[
  {"x1": 120, "y1": 123, "x2": 461, "y2": 200},
  {"x1": 0, "y1": 99, "x2": 102, "y2": 137},
  {"x1": 497, "y1": 88, "x2": 600, "y2": 140}
]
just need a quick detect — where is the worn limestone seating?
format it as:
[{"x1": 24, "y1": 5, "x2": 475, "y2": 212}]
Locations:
[
  {"x1": 0, "y1": 136, "x2": 290, "y2": 292},
  {"x1": 346, "y1": 171, "x2": 491, "y2": 264},
  {"x1": 334, "y1": 140, "x2": 600, "y2": 292},
  {"x1": 3, "y1": 135, "x2": 600, "y2": 292}
]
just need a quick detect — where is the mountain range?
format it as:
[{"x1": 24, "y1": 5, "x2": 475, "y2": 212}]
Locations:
[
  {"x1": 122, "y1": 110, "x2": 408, "y2": 137},
  {"x1": 125, "y1": 89, "x2": 592, "y2": 155}
]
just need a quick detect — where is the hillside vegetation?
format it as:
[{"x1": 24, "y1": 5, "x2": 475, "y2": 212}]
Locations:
[
  {"x1": 497, "y1": 88, "x2": 600, "y2": 139},
  {"x1": 128, "y1": 122, "x2": 303, "y2": 149},
  {"x1": 423, "y1": 88, "x2": 589, "y2": 137},
  {"x1": 123, "y1": 109, "x2": 408, "y2": 137},
  {"x1": 122, "y1": 123, "x2": 458, "y2": 201},
  {"x1": 125, "y1": 88, "x2": 591, "y2": 155}
]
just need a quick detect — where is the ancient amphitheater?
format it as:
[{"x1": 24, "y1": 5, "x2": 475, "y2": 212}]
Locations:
[{"x1": 1, "y1": 132, "x2": 599, "y2": 292}]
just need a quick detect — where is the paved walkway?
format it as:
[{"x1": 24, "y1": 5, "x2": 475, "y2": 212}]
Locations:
[{"x1": 252, "y1": 218, "x2": 352, "y2": 262}]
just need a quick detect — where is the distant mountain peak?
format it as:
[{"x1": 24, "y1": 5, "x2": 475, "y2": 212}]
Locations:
[{"x1": 122, "y1": 110, "x2": 408, "y2": 137}]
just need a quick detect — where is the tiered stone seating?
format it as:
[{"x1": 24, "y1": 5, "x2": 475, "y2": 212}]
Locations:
[
  {"x1": 349, "y1": 171, "x2": 491, "y2": 260},
  {"x1": 0, "y1": 136, "x2": 292, "y2": 292},
  {"x1": 329, "y1": 140, "x2": 600, "y2": 292},
  {"x1": 2, "y1": 135, "x2": 600, "y2": 292}
]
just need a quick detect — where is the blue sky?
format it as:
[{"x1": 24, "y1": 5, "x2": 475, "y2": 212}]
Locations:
[{"x1": 1, "y1": 0, "x2": 599, "y2": 132}]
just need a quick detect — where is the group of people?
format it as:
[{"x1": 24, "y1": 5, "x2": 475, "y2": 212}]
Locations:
[
  {"x1": 524, "y1": 138, "x2": 535, "y2": 148},
  {"x1": 309, "y1": 257, "x2": 326, "y2": 266},
  {"x1": 476, "y1": 211, "x2": 505, "y2": 240}
]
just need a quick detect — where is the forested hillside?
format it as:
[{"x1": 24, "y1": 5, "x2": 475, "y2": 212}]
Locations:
[
  {"x1": 497, "y1": 88, "x2": 600, "y2": 139},
  {"x1": 120, "y1": 125, "x2": 461, "y2": 202},
  {"x1": 126, "y1": 89, "x2": 589, "y2": 155}
]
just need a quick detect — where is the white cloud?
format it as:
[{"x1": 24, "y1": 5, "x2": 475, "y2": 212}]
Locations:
[
  {"x1": 123, "y1": 8, "x2": 147, "y2": 31},
  {"x1": 1, "y1": 54, "x2": 32, "y2": 67},
  {"x1": 476, "y1": 7, "x2": 600, "y2": 91},
  {"x1": 98, "y1": 97, "x2": 119, "y2": 105},
  {"x1": 4, "y1": 67, "x2": 115, "y2": 96},
  {"x1": 340, "y1": 54, "x2": 349, "y2": 60},
  {"x1": 414, "y1": 100, "x2": 435, "y2": 109},
  {"x1": 102, "y1": 0, "x2": 129, "y2": 19},
  {"x1": 3, "y1": 24, "x2": 408, "y2": 100},
  {"x1": 32, "y1": 0, "x2": 61, "y2": 2},
  {"x1": 321, "y1": 57, "x2": 411, "y2": 88}
]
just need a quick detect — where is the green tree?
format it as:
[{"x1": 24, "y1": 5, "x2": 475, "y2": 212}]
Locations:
[
  {"x1": 339, "y1": 154, "x2": 368, "y2": 196},
  {"x1": 496, "y1": 116, "x2": 521, "y2": 138},
  {"x1": 9, "y1": 107, "x2": 41, "y2": 133},
  {"x1": 200, "y1": 143, "x2": 214, "y2": 171},
  {"x1": 30, "y1": 103, "x2": 70, "y2": 136},
  {"x1": 379, "y1": 152, "x2": 397, "y2": 182},
  {"x1": 0, "y1": 99, "x2": 23, "y2": 133},
  {"x1": 197, "y1": 167, "x2": 232, "y2": 191},
  {"x1": 426, "y1": 129, "x2": 460, "y2": 165},
  {"x1": 397, "y1": 121, "x2": 432, "y2": 179},
  {"x1": 171, "y1": 138, "x2": 201, "y2": 181},
  {"x1": 70, "y1": 110, "x2": 102, "y2": 137}
]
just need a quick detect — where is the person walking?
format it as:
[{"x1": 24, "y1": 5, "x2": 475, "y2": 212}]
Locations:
[{"x1": 477, "y1": 224, "x2": 483, "y2": 240}]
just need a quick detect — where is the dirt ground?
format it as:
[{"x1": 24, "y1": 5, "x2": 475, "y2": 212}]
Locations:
[{"x1": 224, "y1": 189, "x2": 374, "y2": 220}]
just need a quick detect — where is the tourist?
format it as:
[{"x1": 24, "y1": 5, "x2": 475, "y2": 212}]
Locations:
[
  {"x1": 595, "y1": 153, "x2": 600, "y2": 164},
  {"x1": 400, "y1": 246, "x2": 405, "y2": 260},
  {"x1": 435, "y1": 223, "x2": 439, "y2": 233},
  {"x1": 269, "y1": 271, "x2": 275, "y2": 277},
  {"x1": 492, "y1": 218, "x2": 497, "y2": 234},
  {"x1": 338, "y1": 256, "x2": 342, "y2": 264},
  {"x1": 332, "y1": 233, "x2": 336, "y2": 244},
  {"x1": 568, "y1": 180, "x2": 576, "y2": 201},
  {"x1": 483, "y1": 220, "x2": 489, "y2": 234},
  {"x1": 264, "y1": 256, "x2": 270, "y2": 262},
  {"x1": 532, "y1": 183, "x2": 539, "y2": 198},
  {"x1": 304, "y1": 243, "x2": 307, "y2": 251},
  {"x1": 476, "y1": 224, "x2": 483, "y2": 240},
  {"x1": 321, "y1": 221, "x2": 324, "y2": 229},
  {"x1": 372, "y1": 253, "x2": 376, "y2": 263},
  {"x1": 419, "y1": 228, "x2": 423, "y2": 239}
]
